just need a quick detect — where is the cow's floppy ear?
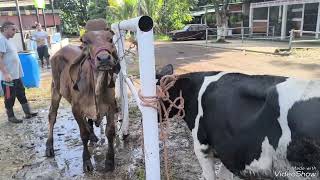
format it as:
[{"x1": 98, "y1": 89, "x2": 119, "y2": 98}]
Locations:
[
  {"x1": 156, "y1": 64, "x2": 174, "y2": 80},
  {"x1": 70, "y1": 53, "x2": 86, "y2": 91}
]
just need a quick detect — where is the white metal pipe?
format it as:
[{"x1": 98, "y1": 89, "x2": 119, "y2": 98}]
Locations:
[
  {"x1": 136, "y1": 21, "x2": 160, "y2": 180},
  {"x1": 267, "y1": 7, "x2": 270, "y2": 36},
  {"x1": 112, "y1": 29, "x2": 130, "y2": 137},
  {"x1": 112, "y1": 16, "x2": 160, "y2": 180},
  {"x1": 249, "y1": 5, "x2": 253, "y2": 36},
  {"x1": 316, "y1": 2, "x2": 320, "y2": 39},
  {"x1": 123, "y1": 76, "x2": 144, "y2": 112},
  {"x1": 301, "y1": 3, "x2": 305, "y2": 37},
  {"x1": 281, "y1": 5, "x2": 288, "y2": 40},
  {"x1": 291, "y1": 30, "x2": 320, "y2": 34}
]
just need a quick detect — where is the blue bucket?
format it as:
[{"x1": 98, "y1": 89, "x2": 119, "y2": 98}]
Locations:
[{"x1": 18, "y1": 52, "x2": 40, "y2": 88}]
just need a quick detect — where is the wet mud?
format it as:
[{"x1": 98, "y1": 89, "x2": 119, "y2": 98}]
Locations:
[{"x1": 0, "y1": 99, "x2": 202, "y2": 180}]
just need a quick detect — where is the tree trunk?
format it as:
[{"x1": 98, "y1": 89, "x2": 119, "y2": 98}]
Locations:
[{"x1": 214, "y1": 1, "x2": 228, "y2": 42}]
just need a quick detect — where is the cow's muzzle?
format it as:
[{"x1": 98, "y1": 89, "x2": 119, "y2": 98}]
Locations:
[{"x1": 96, "y1": 54, "x2": 115, "y2": 71}]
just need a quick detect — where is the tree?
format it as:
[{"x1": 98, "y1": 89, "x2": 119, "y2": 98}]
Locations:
[
  {"x1": 54, "y1": 0, "x2": 89, "y2": 35},
  {"x1": 88, "y1": 0, "x2": 108, "y2": 20},
  {"x1": 209, "y1": 0, "x2": 229, "y2": 42},
  {"x1": 106, "y1": 0, "x2": 138, "y2": 24},
  {"x1": 158, "y1": 0, "x2": 194, "y2": 33}
]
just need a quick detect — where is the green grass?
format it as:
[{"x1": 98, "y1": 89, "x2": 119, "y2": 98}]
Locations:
[{"x1": 155, "y1": 34, "x2": 171, "y2": 41}]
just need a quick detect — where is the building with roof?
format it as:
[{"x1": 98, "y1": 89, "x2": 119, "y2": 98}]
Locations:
[
  {"x1": 191, "y1": 0, "x2": 320, "y2": 40},
  {"x1": 0, "y1": 0, "x2": 61, "y2": 51},
  {"x1": 0, "y1": 0, "x2": 61, "y2": 30}
]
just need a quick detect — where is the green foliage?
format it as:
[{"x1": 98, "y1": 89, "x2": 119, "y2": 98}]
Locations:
[
  {"x1": 56, "y1": 0, "x2": 196, "y2": 35},
  {"x1": 54, "y1": 0, "x2": 89, "y2": 35},
  {"x1": 135, "y1": 167, "x2": 145, "y2": 180},
  {"x1": 158, "y1": 0, "x2": 194, "y2": 32},
  {"x1": 229, "y1": 13, "x2": 243, "y2": 24},
  {"x1": 154, "y1": 34, "x2": 171, "y2": 41},
  {"x1": 88, "y1": 0, "x2": 108, "y2": 20},
  {"x1": 106, "y1": 0, "x2": 138, "y2": 24}
]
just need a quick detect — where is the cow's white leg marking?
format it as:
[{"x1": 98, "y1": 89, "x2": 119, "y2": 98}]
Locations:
[
  {"x1": 218, "y1": 163, "x2": 234, "y2": 180},
  {"x1": 192, "y1": 72, "x2": 227, "y2": 180},
  {"x1": 245, "y1": 137, "x2": 276, "y2": 175}
]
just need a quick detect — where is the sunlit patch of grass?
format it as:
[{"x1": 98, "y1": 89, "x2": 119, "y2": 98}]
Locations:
[
  {"x1": 291, "y1": 48, "x2": 320, "y2": 60},
  {"x1": 155, "y1": 34, "x2": 171, "y2": 41}
]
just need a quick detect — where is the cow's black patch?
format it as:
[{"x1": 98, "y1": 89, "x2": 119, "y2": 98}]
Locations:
[
  {"x1": 288, "y1": 98, "x2": 320, "y2": 173},
  {"x1": 194, "y1": 73, "x2": 286, "y2": 176}
]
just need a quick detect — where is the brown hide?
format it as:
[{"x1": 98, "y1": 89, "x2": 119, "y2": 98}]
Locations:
[
  {"x1": 47, "y1": 19, "x2": 120, "y2": 172},
  {"x1": 50, "y1": 44, "x2": 117, "y2": 120}
]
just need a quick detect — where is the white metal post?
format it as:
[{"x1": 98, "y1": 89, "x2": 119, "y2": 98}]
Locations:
[
  {"x1": 249, "y1": 5, "x2": 253, "y2": 36},
  {"x1": 206, "y1": 28, "x2": 208, "y2": 46},
  {"x1": 136, "y1": 20, "x2": 160, "y2": 180},
  {"x1": 267, "y1": 7, "x2": 270, "y2": 36},
  {"x1": 113, "y1": 29, "x2": 130, "y2": 137},
  {"x1": 281, "y1": 5, "x2": 288, "y2": 40},
  {"x1": 289, "y1": 29, "x2": 294, "y2": 50},
  {"x1": 316, "y1": 2, "x2": 320, "y2": 39},
  {"x1": 112, "y1": 16, "x2": 160, "y2": 180},
  {"x1": 301, "y1": 3, "x2": 305, "y2": 37}
]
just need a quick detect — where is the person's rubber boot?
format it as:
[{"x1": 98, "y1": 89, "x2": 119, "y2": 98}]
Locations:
[
  {"x1": 6, "y1": 109, "x2": 23, "y2": 123},
  {"x1": 21, "y1": 103, "x2": 38, "y2": 119}
]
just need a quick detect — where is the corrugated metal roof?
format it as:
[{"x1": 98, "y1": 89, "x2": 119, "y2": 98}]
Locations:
[{"x1": 0, "y1": 0, "x2": 50, "y2": 8}]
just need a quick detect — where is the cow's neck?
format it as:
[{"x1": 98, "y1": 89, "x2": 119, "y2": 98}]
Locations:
[{"x1": 168, "y1": 76, "x2": 200, "y2": 130}]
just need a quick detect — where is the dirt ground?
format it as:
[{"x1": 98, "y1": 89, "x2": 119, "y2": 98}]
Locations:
[{"x1": 0, "y1": 41, "x2": 320, "y2": 180}]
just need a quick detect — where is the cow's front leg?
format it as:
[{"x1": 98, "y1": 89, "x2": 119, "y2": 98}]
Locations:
[
  {"x1": 193, "y1": 136, "x2": 216, "y2": 180},
  {"x1": 73, "y1": 109, "x2": 93, "y2": 172},
  {"x1": 45, "y1": 84, "x2": 61, "y2": 157},
  {"x1": 88, "y1": 119, "x2": 99, "y2": 145},
  {"x1": 105, "y1": 109, "x2": 116, "y2": 171}
]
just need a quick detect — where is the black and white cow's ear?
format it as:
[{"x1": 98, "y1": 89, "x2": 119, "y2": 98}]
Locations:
[{"x1": 156, "y1": 64, "x2": 174, "y2": 80}]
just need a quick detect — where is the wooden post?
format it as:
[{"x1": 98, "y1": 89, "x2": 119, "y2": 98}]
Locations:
[
  {"x1": 14, "y1": 0, "x2": 26, "y2": 51},
  {"x1": 50, "y1": 0, "x2": 57, "y2": 29},
  {"x1": 42, "y1": 9, "x2": 47, "y2": 31},
  {"x1": 35, "y1": 8, "x2": 40, "y2": 24}
]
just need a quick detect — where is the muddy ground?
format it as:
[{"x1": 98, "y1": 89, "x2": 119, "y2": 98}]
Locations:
[{"x1": 0, "y1": 41, "x2": 320, "y2": 180}]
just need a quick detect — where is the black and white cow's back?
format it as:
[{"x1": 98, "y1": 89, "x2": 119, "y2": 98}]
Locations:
[{"x1": 158, "y1": 65, "x2": 320, "y2": 180}]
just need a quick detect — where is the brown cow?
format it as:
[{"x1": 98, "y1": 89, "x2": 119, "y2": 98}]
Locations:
[{"x1": 45, "y1": 20, "x2": 120, "y2": 172}]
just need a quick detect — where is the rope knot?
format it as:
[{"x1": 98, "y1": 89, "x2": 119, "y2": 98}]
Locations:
[
  {"x1": 138, "y1": 74, "x2": 185, "y2": 120},
  {"x1": 138, "y1": 74, "x2": 185, "y2": 180}
]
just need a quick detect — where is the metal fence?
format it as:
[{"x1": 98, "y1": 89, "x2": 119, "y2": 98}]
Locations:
[
  {"x1": 205, "y1": 26, "x2": 276, "y2": 44},
  {"x1": 288, "y1": 29, "x2": 320, "y2": 50}
]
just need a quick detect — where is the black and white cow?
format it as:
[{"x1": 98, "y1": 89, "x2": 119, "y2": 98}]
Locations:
[{"x1": 157, "y1": 64, "x2": 320, "y2": 180}]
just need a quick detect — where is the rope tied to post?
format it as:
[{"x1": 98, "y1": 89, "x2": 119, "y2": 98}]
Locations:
[{"x1": 138, "y1": 74, "x2": 185, "y2": 180}]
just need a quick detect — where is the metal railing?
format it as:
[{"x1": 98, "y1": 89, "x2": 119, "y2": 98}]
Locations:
[
  {"x1": 205, "y1": 26, "x2": 276, "y2": 45},
  {"x1": 288, "y1": 29, "x2": 320, "y2": 50}
]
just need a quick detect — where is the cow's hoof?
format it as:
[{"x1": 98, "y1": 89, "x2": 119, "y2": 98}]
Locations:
[
  {"x1": 45, "y1": 147, "x2": 55, "y2": 157},
  {"x1": 105, "y1": 159, "x2": 115, "y2": 172},
  {"x1": 83, "y1": 160, "x2": 94, "y2": 172}
]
